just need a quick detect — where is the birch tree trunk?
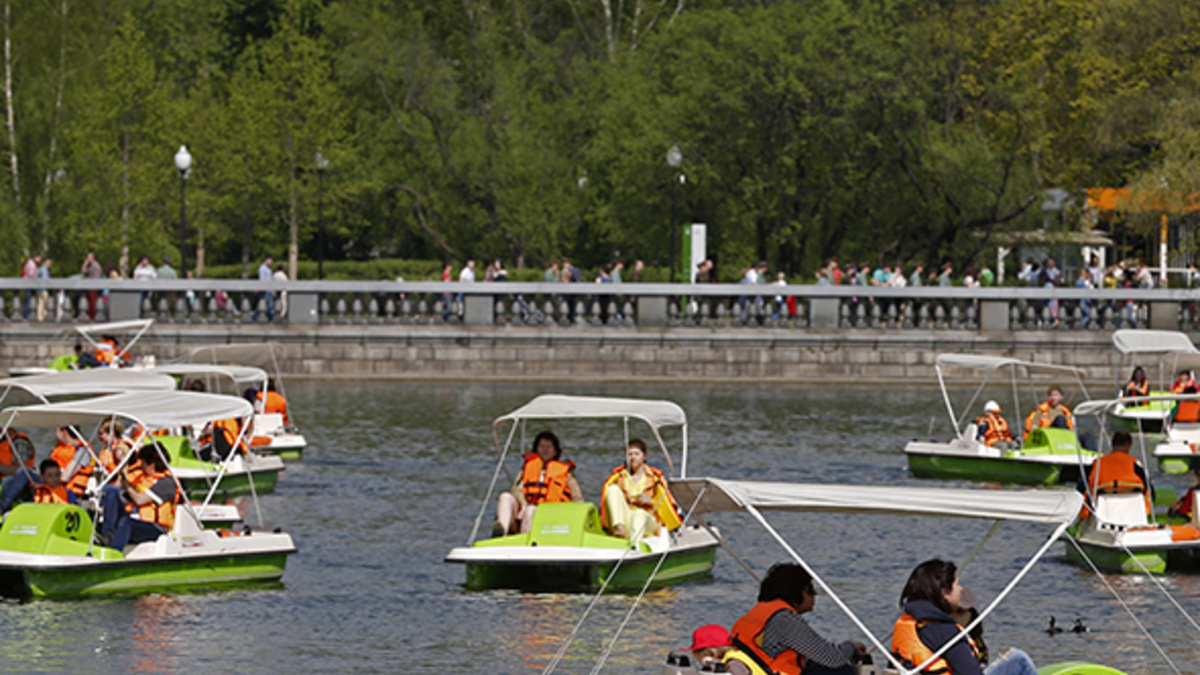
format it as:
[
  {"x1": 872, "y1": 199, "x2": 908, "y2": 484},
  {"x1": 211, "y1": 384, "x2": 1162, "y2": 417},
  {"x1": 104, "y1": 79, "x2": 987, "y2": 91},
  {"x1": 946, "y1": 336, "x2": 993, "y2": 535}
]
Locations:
[
  {"x1": 4, "y1": 0, "x2": 19, "y2": 208},
  {"x1": 120, "y1": 125, "x2": 131, "y2": 277},
  {"x1": 285, "y1": 127, "x2": 299, "y2": 280},
  {"x1": 41, "y1": 0, "x2": 68, "y2": 251}
]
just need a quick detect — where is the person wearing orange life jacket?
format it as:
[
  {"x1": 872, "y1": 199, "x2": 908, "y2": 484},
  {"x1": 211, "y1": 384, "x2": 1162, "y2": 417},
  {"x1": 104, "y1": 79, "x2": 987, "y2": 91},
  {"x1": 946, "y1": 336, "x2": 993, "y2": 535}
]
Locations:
[
  {"x1": 1172, "y1": 385, "x2": 1200, "y2": 423},
  {"x1": 974, "y1": 401, "x2": 1014, "y2": 448},
  {"x1": 494, "y1": 430, "x2": 582, "y2": 536},
  {"x1": 1121, "y1": 366, "x2": 1150, "y2": 405},
  {"x1": 48, "y1": 426, "x2": 95, "y2": 498},
  {"x1": 1078, "y1": 431, "x2": 1154, "y2": 517},
  {"x1": 894, "y1": 559, "x2": 1036, "y2": 675},
  {"x1": 33, "y1": 459, "x2": 77, "y2": 505},
  {"x1": 0, "y1": 430, "x2": 39, "y2": 513},
  {"x1": 197, "y1": 418, "x2": 248, "y2": 463},
  {"x1": 600, "y1": 438, "x2": 682, "y2": 539},
  {"x1": 1023, "y1": 386, "x2": 1074, "y2": 440},
  {"x1": 1168, "y1": 466, "x2": 1200, "y2": 522},
  {"x1": 97, "y1": 444, "x2": 179, "y2": 550},
  {"x1": 255, "y1": 379, "x2": 290, "y2": 425},
  {"x1": 727, "y1": 563, "x2": 865, "y2": 675},
  {"x1": 1173, "y1": 370, "x2": 1196, "y2": 395}
]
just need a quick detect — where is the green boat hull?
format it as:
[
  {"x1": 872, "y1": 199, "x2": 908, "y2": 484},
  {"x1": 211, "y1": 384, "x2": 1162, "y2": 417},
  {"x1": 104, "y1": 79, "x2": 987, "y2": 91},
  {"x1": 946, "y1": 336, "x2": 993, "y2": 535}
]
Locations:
[
  {"x1": 908, "y1": 453, "x2": 1062, "y2": 486},
  {"x1": 270, "y1": 447, "x2": 303, "y2": 461},
  {"x1": 455, "y1": 503, "x2": 716, "y2": 592},
  {"x1": 7, "y1": 552, "x2": 291, "y2": 599},
  {"x1": 464, "y1": 546, "x2": 716, "y2": 592},
  {"x1": 1064, "y1": 539, "x2": 1167, "y2": 575},
  {"x1": 1038, "y1": 662, "x2": 1130, "y2": 675},
  {"x1": 1157, "y1": 455, "x2": 1195, "y2": 475},
  {"x1": 179, "y1": 469, "x2": 280, "y2": 501}
]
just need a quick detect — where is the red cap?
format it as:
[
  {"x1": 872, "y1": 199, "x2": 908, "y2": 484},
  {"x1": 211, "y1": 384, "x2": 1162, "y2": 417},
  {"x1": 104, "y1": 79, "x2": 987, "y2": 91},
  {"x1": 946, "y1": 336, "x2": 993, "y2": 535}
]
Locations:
[{"x1": 684, "y1": 624, "x2": 731, "y2": 652}]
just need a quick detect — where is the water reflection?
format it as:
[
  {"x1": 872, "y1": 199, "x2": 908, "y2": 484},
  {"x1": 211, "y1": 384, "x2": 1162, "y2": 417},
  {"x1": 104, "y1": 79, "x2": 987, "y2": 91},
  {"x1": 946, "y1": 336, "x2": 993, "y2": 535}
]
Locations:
[{"x1": 0, "y1": 382, "x2": 1194, "y2": 675}]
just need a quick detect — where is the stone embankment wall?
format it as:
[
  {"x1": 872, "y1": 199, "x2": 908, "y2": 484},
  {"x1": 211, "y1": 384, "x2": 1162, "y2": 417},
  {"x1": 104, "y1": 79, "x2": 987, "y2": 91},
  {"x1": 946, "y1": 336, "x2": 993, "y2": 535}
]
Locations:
[{"x1": 0, "y1": 324, "x2": 1136, "y2": 385}]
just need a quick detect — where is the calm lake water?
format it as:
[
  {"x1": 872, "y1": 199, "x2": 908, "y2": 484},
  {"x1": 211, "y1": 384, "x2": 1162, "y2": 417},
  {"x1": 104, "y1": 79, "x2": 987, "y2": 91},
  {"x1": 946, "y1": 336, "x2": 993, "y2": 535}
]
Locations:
[{"x1": 0, "y1": 382, "x2": 1197, "y2": 675}]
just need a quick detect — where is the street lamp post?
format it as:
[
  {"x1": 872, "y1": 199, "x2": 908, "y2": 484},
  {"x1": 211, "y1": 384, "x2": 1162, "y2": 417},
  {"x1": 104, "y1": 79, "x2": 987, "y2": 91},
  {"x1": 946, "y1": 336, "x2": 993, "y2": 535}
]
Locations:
[
  {"x1": 174, "y1": 145, "x2": 192, "y2": 277},
  {"x1": 666, "y1": 145, "x2": 683, "y2": 283},
  {"x1": 315, "y1": 150, "x2": 329, "y2": 280}
]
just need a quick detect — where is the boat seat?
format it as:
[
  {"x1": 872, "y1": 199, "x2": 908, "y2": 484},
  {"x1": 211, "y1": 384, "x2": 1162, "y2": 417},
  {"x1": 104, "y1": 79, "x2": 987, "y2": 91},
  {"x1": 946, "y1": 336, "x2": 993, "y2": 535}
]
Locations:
[
  {"x1": 1094, "y1": 493, "x2": 1149, "y2": 527},
  {"x1": 254, "y1": 413, "x2": 285, "y2": 436}
]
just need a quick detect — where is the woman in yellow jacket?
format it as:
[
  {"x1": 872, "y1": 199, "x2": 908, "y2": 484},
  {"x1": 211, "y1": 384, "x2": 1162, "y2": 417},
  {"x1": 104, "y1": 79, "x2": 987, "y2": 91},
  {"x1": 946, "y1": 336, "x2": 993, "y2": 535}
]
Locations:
[{"x1": 600, "y1": 438, "x2": 682, "y2": 540}]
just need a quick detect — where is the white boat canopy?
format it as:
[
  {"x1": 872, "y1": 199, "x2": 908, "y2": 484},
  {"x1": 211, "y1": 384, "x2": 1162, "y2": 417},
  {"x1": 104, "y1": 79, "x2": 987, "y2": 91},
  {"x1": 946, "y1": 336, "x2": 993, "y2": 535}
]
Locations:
[
  {"x1": 176, "y1": 343, "x2": 286, "y2": 370},
  {"x1": 494, "y1": 395, "x2": 686, "y2": 430},
  {"x1": 0, "y1": 370, "x2": 176, "y2": 401},
  {"x1": 671, "y1": 478, "x2": 1084, "y2": 524},
  {"x1": 1112, "y1": 329, "x2": 1198, "y2": 355},
  {"x1": 144, "y1": 364, "x2": 269, "y2": 388},
  {"x1": 70, "y1": 319, "x2": 155, "y2": 349},
  {"x1": 0, "y1": 391, "x2": 252, "y2": 430},
  {"x1": 935, "y1": 354, "x2": 1088, "y2": 377}
]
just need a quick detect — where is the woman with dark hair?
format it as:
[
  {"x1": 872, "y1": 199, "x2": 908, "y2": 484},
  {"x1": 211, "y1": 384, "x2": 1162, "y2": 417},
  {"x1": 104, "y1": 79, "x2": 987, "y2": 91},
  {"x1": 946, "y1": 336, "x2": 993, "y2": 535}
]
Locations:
[
  {"x1": 893, "y1": 559, "x2": 1036, "y2": 675},
  {"x1": 494, "y1": 430, "x2": 582, "y2": 536},
  {"x1": 726, "y1": 563, "x2": 865, "y2": 675},
  {"x1": 1122, "y1": 366, "x2": 1149, "y2": 404}
]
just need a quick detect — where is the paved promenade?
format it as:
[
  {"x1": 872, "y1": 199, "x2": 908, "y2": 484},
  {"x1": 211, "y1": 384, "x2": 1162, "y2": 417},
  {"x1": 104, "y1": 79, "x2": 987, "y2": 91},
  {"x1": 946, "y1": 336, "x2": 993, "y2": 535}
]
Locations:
[{"x1": 0, "y1": 323, "x2": 1132, "y2": 385}]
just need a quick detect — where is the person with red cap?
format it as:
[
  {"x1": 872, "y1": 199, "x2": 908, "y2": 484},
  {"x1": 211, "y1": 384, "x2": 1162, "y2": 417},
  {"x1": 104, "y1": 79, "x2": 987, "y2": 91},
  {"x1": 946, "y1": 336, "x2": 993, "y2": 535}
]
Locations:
[{"x1": 685, "y1": 624, "x2": 732, "y2": 671}]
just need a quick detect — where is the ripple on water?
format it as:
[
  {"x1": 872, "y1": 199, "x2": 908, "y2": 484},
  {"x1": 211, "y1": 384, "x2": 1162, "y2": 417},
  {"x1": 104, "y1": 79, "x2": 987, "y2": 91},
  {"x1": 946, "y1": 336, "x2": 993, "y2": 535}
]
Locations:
[{"x1": 0, "y1": 382, "x2": 1195, "y2": 675}]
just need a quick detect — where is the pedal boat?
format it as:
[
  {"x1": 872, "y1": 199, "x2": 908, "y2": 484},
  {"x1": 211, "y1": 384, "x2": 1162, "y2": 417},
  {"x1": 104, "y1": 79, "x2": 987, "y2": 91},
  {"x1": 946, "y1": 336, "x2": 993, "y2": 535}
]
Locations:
[
  {"x1": 644, "y1": 479, "x2": 1136, "y2": 675},
  {"x1": 904, "y1": 355, "x2": 1098, "y2": 485},
  {"x1": 143, "y1": 363, "x2": 306, "y2": 460},
  {"x1": 445, "y1": 395, "x2": 718, "y2": 592},
  {"x1": 1108, "y1": 329, "x2": 1199, "y2": 434},
  {"x1": 0, "y1": 391, "x2": 296, "y2": 599},
  {"x1": 1068, "y1": 398, "x2": 1200, "y2": 574},
  {"x1": 10, "y1": 318, "x2": 158, "y2": 377},
  {"x1": 171, "y1": 343, "x2": 306, "y2": 459},
  {"x1": 1112, "y1": 391, "x2": 1200, "y2": 474}
]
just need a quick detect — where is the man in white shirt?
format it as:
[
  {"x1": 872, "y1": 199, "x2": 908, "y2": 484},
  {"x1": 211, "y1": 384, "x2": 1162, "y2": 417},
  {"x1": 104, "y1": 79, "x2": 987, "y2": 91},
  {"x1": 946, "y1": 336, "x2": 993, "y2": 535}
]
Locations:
[{"x1": 459, "y1": 260, "x2": 476, "y2": 283}]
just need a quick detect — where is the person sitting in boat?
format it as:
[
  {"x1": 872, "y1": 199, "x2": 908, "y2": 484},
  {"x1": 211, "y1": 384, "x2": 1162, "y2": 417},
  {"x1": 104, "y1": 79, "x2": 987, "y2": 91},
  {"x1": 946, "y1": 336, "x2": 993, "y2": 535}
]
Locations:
[
  {"x1": 1078, "y1": 431, "x2": 1153, "y2": 518},
  {"x1": 256, "y1": 379, "x2": 290, "y2": 425},
  {"x1": 1121, "y1": 366, "x2": 1150, "y2": 405},
  {"x1": 1173, "y1": 370, "x2": 1196, "y2": 395},
  {"x1": 48, "y1": 426, "x2": 94, "y2": 499},
  {"x1": 727, "y1": 562, "x2": 866, "y2": 675},
  {"x1": 1172, "y1": 385, "x2": 1200, "y2": 423},
  {"x1": 894, "y1": 559, "x2": 1036, "y2": 675},
  {"x1": 78, "y1": 335, "x2": 127, "y2": 369},
  {"x1": 600, "y1": 438, "x2": 682, "y2": 540},
  {"x1": 95, "y1": 419, "x2": 134, "y2": 480},
  {"x1": 0, "y1": 428, "x2": 34, "y2": 479},
  {"x1": 494, "y1": 430, "x2": 582, "y2": 536},
  {"x1": 684, "y1": 624, "x2": 734, "y2": 672},
  {"x1": 196, "y1": 418, "x2": 248, "y2": 463},
  {"x1": 33, "y1": 459, "x2": 78, "y2": 505},
  {"x1": 1168, "y1": 465, "x2": 1200, "y2": 522},
  {"x1": 1022, "y1": 386, "x2": 1074, "y2": 439},
  {"x1": 974, "y1": 401, "x2": 1014, "y2": 449},
  {"x1": 97, "y1": 444, "x2": 180, "y2": 550}
]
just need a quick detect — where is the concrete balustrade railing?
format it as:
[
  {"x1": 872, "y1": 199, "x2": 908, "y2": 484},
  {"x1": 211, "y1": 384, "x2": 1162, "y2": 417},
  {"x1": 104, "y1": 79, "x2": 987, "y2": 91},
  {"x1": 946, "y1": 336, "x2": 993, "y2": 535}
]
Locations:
[{"x1": 0, "y1": 279, "x2": 1197, "y2": 332}]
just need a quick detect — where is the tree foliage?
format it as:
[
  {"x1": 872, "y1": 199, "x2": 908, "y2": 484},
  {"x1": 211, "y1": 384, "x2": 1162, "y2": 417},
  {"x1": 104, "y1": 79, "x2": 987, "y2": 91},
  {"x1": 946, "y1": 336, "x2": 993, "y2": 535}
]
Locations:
[{"x1": 0, "y1": 0, "x2": 1196, "y2": 279}]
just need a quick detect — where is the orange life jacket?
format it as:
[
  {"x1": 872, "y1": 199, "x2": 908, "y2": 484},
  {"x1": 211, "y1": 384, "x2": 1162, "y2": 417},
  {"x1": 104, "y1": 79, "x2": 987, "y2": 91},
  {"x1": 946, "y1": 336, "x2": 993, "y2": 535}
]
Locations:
[
  {"x1": 131, "y1": 466, "x2": 179, "y2": 531},
  {"x1": 1087, "y1": 451, "x2": 1150, "y2": 514},
  {"x1": 257, "y1": 390, "x2": 290, "y2": 424},
  {"x1": 892, "y1": 613, "x2": 979, "y2": 675},
  {"x1": 1123, "y1": 380, "x2": 1149, "y2": 400},
  {"x1": 49, "y1": 440, "x2": 94, "y2": 497},
  {"x1": 520, "y1": 453, "x2": 574, "y2": 505},
  {"x1": 33, "y1": 483, "x2": 71, "y2": 505},
  {"x1": 730, "y1": 599, "x2": 806, "y2": 675},
  {"x1": 213, "y1": 418, "x2": 248, "y2": 456},
  {"x1": 1174, "y1": 377, "x2": 1195, "y2": 394},
  {"x1": 1175, "y1": 400, "x2": 1200, "y2": 423},
  {"x1": 975, "y1": 415, "x2": 1012, "y2": 446},
  {"x1": 1024, "y1": 401, "x2": 1074, "y2": 437},
  {"x1": 0, "y1": 432, "x2": 34, "y2": 469}
]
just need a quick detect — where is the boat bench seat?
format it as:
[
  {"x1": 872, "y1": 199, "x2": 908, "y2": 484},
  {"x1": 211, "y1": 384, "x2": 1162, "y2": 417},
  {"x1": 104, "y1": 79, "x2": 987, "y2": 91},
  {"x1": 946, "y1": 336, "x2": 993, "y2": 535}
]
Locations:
[{"x1": 1095, "y1": 493, "x2": 1149, "y2": 527}]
